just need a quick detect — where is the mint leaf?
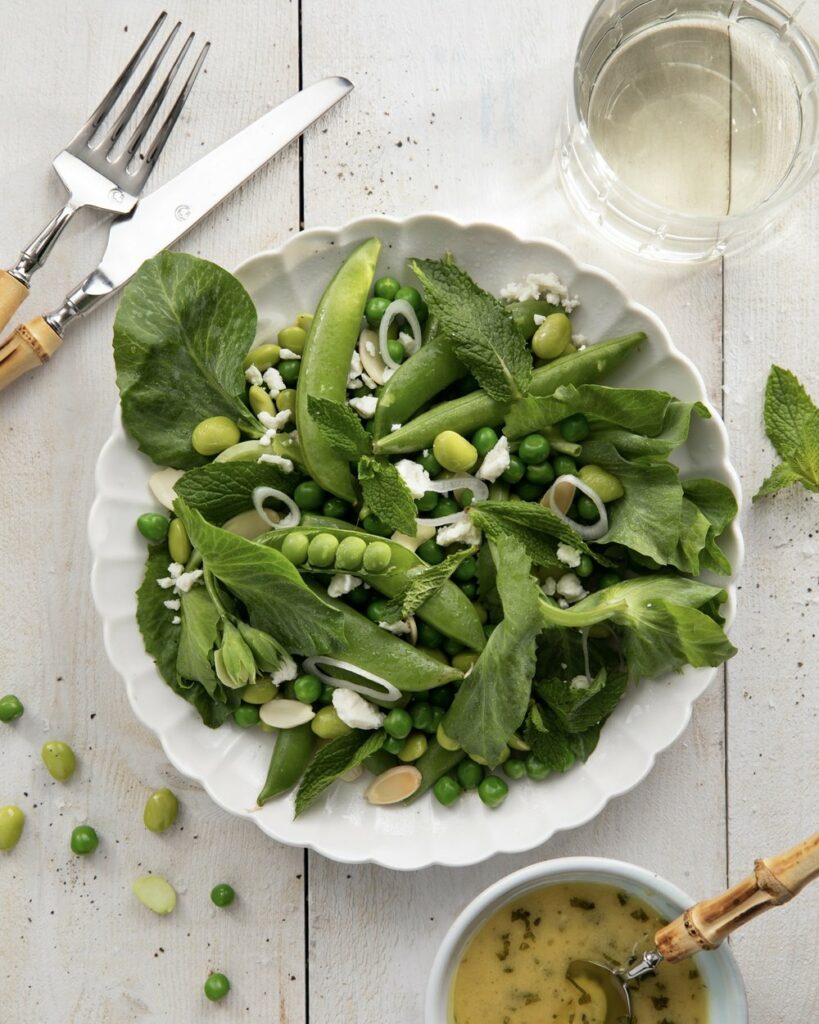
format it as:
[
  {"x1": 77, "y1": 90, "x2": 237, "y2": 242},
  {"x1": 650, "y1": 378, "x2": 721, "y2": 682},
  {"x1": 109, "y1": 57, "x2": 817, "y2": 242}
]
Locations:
[
  {"x1": 524, "y1": 703, "x2": 586, "y2": 773},
  {"x1": 444, "y1": 536, "x2": 542, "y2": 766},
  {"x1": 176, "y1": 461, "x2": 296, "y2": 524},
  {"x1": 357, "y1": 455, "x2": 417, "y2": 536},
  {"x1": 380, "y1": 547, "x2": 477, "y2": 623},
  {"x1": 535, "y1": 668, "x2": 628, "y2": 734},
  {"x1": 307, "y1": 395, "x2": 372, "y2": 460},
  {"x1": 470, "y1": 501, "x2": 610, "y2": 569},
  {"x1": 411, "y1": 257, "x2": 532, "y2": 403},
  {"x1": 755, "y1": 365, "x2": 819, "y2": 499},
  {"x1": 295, "y1": 730, "x2": 386, "y2": 816}
]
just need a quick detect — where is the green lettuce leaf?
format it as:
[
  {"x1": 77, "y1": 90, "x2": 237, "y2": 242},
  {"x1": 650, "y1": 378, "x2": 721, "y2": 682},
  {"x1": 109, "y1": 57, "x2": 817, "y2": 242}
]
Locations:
[
  {"x1": 592, "y1": 399, "x2": 709, "y2": 461},
  {"x1": 357, "y1": 455, "x2": 417, "y2": 535},
  {"x1": 176, "y1": 461, "x2": 296, "y2": 524},
  {"x1": 176, "y1": 588, "x2": 221, "y2": 696},
  {"x1": 680, "y1": 479, "x2": 737, "y2": 576},
  {"x1": 295, "y1": 730, "x2": 386, "y2": 817}
]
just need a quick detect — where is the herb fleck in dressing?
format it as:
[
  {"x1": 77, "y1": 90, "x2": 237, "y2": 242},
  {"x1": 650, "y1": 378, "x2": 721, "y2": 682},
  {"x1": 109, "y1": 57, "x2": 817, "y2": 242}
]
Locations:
[{"x1": 451, "y1": 882, "x2": 708, "y2": 1024}]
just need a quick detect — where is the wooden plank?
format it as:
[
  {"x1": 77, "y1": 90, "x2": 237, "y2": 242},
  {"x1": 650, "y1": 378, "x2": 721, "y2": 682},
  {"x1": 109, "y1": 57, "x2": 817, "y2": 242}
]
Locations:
[{"x1": 0, "y1": 3, "x2": 305, "y2": 1022}]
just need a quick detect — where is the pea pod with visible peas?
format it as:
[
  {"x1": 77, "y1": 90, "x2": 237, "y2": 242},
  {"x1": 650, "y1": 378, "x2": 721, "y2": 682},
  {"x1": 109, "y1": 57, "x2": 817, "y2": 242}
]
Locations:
[
  {"x1": 296, "y1": 237, "x2": 381, "y2": 503},
  {"x1": 257, "y1": 722, "x2": 316, "y2": 806}
]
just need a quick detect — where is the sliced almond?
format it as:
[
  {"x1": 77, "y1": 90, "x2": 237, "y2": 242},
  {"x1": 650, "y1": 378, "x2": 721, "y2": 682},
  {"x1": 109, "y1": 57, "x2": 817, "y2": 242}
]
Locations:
[
  {"x1": 149, "y1": 468, "x2": 184, "y2": 511},
  {"x1": 390, "y1": 523, "x2": 436, "y2": 553},
  {"x1": 365, "y1": 765, "x2": 422, "y2": 805},
  {"x1": 222, "y1": 507, "x2": 274, "y2": 539},
  {"x1": 259, "y1": 698, "x2": 315, "y2": 729},
  {"x1": 543, "y1": 477, "x2": 576, "y2": 515},
  {"x1": 358, "y1": 327, "x2": 389, "y2": 386}
]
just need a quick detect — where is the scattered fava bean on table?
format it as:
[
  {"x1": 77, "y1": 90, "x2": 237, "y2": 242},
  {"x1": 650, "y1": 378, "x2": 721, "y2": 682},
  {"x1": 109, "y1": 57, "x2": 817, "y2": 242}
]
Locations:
[
  {"x1": 41, "y1": 741, "x2": 76, "y2": 782},
  {"x1": 0, "y1": 805, "x2": 25, "y2": 851},
  {"x1": 133, "y1": 874, "x2": 177, "y2": 915},
  {"x1": 143, "y1": 788, "x2": 179, "y2": 833}
]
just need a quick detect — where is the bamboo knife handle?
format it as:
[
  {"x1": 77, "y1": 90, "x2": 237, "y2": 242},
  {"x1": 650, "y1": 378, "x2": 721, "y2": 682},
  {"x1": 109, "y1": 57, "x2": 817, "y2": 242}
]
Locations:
[
  {"x1": 0, "y1": 315, "x2": 62, "y2": 391},
  {"x1": 656, "y1": 831, "x2": 819, "y2": 963},
  {"x1": 0, "y1": 270, "x2": 29, "y2": 335}
]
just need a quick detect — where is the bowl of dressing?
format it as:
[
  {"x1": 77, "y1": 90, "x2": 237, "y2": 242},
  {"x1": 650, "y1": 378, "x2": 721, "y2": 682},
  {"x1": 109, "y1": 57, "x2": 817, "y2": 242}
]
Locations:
[{"x1": 426, "y1": 857, "x2": 748, "y2": 1024}]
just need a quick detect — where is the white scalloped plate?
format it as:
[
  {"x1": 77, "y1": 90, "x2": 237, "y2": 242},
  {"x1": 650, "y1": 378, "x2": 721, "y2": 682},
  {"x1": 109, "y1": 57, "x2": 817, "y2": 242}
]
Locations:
[{"x1": 89, "y1": 215, "x2": 743, "y2": 870}]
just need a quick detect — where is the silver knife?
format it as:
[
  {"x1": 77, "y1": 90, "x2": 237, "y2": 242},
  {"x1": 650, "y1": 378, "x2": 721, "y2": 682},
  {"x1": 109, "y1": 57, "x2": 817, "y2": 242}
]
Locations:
[{"x1": 0, "y1": 76, "x2": 353, "y2": 390}]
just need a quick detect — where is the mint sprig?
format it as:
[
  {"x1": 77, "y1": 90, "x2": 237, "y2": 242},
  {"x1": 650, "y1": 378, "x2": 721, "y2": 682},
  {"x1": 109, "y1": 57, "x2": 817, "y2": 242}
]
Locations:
[
  {"x1": 380, "y1": 546, "x2": 477, "y2": 623},
  {"x1": 307, "y1": 395, "x2": 373, "y2": 460},
  {"x1": 295, "y1": 729, "x2": 386, "y2": 816},
  {"x1": 357, "y1": 455, "x2": 418, "y2": 536},
  {"x1": 755, "y1": 365, "x2": 819, "y2": 499}
]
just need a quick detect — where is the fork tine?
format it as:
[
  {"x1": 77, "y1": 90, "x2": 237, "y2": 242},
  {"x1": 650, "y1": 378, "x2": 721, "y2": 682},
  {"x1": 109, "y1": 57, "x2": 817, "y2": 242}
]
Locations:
[
  {"x1": 128, "y1": 41, "x2": 210, "y2": 188},
  {"x1": 71, "y1": 11, "x2": 168, "y2": 146},
  {"x1": 104, "y1": 21, "x2": 181, "y2": 152}
]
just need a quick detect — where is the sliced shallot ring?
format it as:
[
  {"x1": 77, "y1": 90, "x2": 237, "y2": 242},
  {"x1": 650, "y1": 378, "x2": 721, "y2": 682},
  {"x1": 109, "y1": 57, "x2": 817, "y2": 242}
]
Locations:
[
  {"x1": 379, "y1": 299, "x2": 422, "y2": 369},
  {"x1": 301, "y1": 656, "x2": 402, "y2": 704},
  {"x1": 390, "y1": 525, "x2": 436, "y2": 552},
  {"x1": 422, "y1": 473, "x2": 489, "y2": 500},
  {"x1": 545, "y1": 474, "x2": 609, "y2": 541},
  {"x1": 415, "y1": 511, "x2": 463, "y2": 528},
  {"x1": 253, "y1": 486, "x2": 301, "y2": 529}
]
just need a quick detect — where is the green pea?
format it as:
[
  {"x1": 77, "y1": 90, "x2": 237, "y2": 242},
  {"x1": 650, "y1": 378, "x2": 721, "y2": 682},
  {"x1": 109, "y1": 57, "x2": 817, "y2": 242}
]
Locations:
[
  {"x1": 478, "y1": 775, "x2": 509, "y2": 808},
  {"x1": 456, "y1": 760, "x2": 484, "y2": 790},
  {"x1": 553, "y1": 455, "x2": 577, "y2": 477},
  {"x1": 204, "y1": 973, "x2": 231, "y2": 1002},
  {"x1": 410, "y1": 702, "x2": 434, "y2": 732},
  {"x1": 294, "y1": 480, "x2": 325, "y2": 511},
  {"x1": 308, "y1": 532, "x2": 339, "y2": 568},
  {"x1": 525, "y1": 755, "x2": 550, "y2": 781},
  {"x1": 578, "y1": 464, "x2": 625, "y2": 502},
  {"x1": 451, "y1": 651, "x2": 478, "y2": 673},
  {"x1": 443, "y1": 638, "x2": 464, "y2": 658},
  {"x1": 335, "y1": 535, "x2": 368, "y2": 572},
  {"x1": 374, "y1": 276, "x2": 400, "y2": 301},
  {"x1": 281, "y1": 531, "x2": 309, "y2": 565},
  {"x1": 384, "y1": 708, "x2": 413, "y2": 740},
  {"x1": 430, "y1": 684, "x2": 456, "y2": 709},
  {"x1": 576, "y1": 554, "x2": 594, "y2": 578},
  {"x1": 361, "y1": 514, "x2": 393, "y2": 538},
  {"x1": 559, "y1": 413, "x2": 590, "y2": 442},
  {"x1": 433, "y1": 430, "x2": 478, "y2": 473},
  {"x1": 518, "y1": 433, "x2": 551, "y2": 465},
  {"x1": 597, "y1": 572, "x2": 621, "y2": 589},
  {"x1": 503, "y1": 758, "x2": 527, "y2": 780},
  {"x1": 433, "y1": 775, "x2": 462, "y2": 807},
  {"x1": 432, "y1": 497, "x2": 460, "y2": 518},
  {"x1": 249, "y1": 384, "x2": 275, "y2": 416},
  {"x1": 233, "y1": 705, "x2": 261, "y2": 728},
  {"x1": 532, "y1": 313, "x2": 572, "y2": 359},
  {"x1": 143, "y1": 788, "x2": 179, "y2": 833},
  {"x1": 41, "y1": 741, "x2": 76, "y2": 782},
  {"x1": 167, "y1": 518, "x2": 191, "y2": 564},
  {"x1": 365, "y1": 597, "x2": 390, "y2": 623},
  {"x1": 387, "y1": 338, "x2": 406, "y2": 364},
  {"x1": 191, "y1": 416, "x2": 241, "y2": 456},
  {"x1": 296, "y1": 312, "x2": 313, "y2": 332},
  {"x1": 241, "y1": 679, "x2": 277, "y2": 704},
  {"x1": 456, "y1": 488, "x2": 474, "y2": 508},
  {"x1": 417, "y1": 621, "x2": 444, "y2": 648},
  {"x1": 278, "y1": 325, "x2": 307, "y2": 354},
  {"x1": 0, "y1": 806, "x2": 24, "y2": 851},
  {"x1": 415, "y1": 490, "x2": 438, "y2": 512},
  {"x1": 318, "y1": 683, "x2": 335, "y2": 705},
  {"x1": 322, "y1": 497, "x2": 350, "y2": 519},
  {"x1": 382, "y1": 735, "x2": 404, "y2": 755},
  {"x1": 501, "y1": 455, "x2": 526, "y2": 484},
  {"x1": 516, "y1": 481, "x2": 544, "y2": 501},
  {"x1": 243, "y1": 344, "x2": 280, "y2": 371},
  {"x1": 576, "y1": 495, "x2": 600, "y2": 522},
  {"x1": 417, "y1": 451, "x2": 442, "y2": 476},
  {"x1": 365, "y1": 296, "x2": 391, "y2": 327},
  {"x1": 0, "y1": 695, "x2": 24, "y2": 722},
  {"x1": 526, "y1": 461, "x2": 555, "y2": 486},
  {"x1": 362, "y1": 540, "x2": 392, "y2": 573},
  {"x1": 453, "y1": 556, "x2": 477, "y2": 583},
  {"x1": 346, "y1": 585, "x2": 369, "y2": 608},
  {"x1": 210, "y1": 883, "x2": 235, "y2": 908},
  {"x1": 398, "y1": 732, "x2": 428, "y2": 763},
  {"x1": 293, "y1": 674, "x2": 322, "y2": 704},
  {"x1": 276, "y1": 388, "x2": 297, "y2": 412},
  {"x1": 70, "y1": 825, "x2": 99, "y2": 856},
  {"x1": 472, "y1": 426, "x2": 499, "y2": 456},
  {"x1": 435, "y1": 722, "x2": 461, "y2": 750},
  {"x1": 416, "y1": 539, "x2": 445, "y2": 565},
  {"x1": 136, "y1": 513, "x2": 169, "y2": 543},
  {"x1": 459, "y1": 581, "x2": 478, "y2": 600},
  {"x1": 395, "y1": 286, "x2": 427, "y2": 321},
  {"x1": 278, "y1": 359, "x2": 301, "y2": 385},
  {"x1": 311, "y1": 707, "x2": 352, "y2": 740}
]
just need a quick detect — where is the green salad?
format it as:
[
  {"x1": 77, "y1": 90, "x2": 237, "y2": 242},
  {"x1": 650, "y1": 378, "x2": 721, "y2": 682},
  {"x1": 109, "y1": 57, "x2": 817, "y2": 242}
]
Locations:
[{"x1": 114, "y1": 238, "x2": 738, "y2": 816}]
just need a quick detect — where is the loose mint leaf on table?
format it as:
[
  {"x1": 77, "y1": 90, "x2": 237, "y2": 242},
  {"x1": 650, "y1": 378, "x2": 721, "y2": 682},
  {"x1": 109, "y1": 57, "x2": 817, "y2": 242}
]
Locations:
[
  {"x1": 755, "y1": 365, "x2": 819, "y2": 499},
  {"x1": 113, "y1": 252, "x2": 261, "y2": 469},
  {"x1": 444, "y1": 536, "x2": 543, "y2": 766},
  {"x1": 176, "y1": 461, "x2": 296, "y2": 524},
  {"x1": 470, "y1": 501, "x2": 610, "y2": 569},
  {"x1": 307, "y1": 395, "x2": 372, "y2": 460},
  {"x1": 357, "y1": 455, "x2": 418, "y2": 536},
  {"x1": 295, "y1": 730, "x2": 386, "y2": 817},
  {"x1": 411, "y1": 257, "x2": 532, "y2": 403},
  {"x1": 380, "y1": 547, "x2": 477, "y2": 623},
  {"x1": 175, "y1": 501, "x2": 345, "y2": 656},
  {"x1": 504, "y1": 385, "x2": 674, "y2": 440}
]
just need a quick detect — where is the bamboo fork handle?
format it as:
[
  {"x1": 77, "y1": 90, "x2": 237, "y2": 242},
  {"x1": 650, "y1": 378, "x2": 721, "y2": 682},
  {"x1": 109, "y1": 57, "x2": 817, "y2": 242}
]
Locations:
[
  {"x1": 0, "y1": 316, "x2": 62, "y2": 391},
  {"x1": 0, "y1": 270, "x2": 29, "y2": 335},
  {"x1": 656, "y1": 831, "x2": 819, "y2": 963}
]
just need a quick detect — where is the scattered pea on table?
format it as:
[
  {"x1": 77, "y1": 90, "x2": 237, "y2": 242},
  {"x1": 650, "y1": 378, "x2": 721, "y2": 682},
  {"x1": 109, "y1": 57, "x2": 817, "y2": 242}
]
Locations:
[
  {"x1": 0, "y1": 805, "x2": 25, "y2": 851},
  {"x1": 0, "y1": 695, "x2": 24, "y2": 722},
  {"x1": 70, "y1": 825, "x2": 99, "y2": 856},
  {"x1": 204, "y1": 973, "x2": 231, "y2": 1002},
  {"x1": 210, "y1": 883, "x2": 236, "y2": 908}
]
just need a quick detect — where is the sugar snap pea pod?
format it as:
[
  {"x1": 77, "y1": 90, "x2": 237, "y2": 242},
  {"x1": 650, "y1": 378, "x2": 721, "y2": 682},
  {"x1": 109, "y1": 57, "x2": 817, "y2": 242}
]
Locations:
[
  {"x1": 506, "y1": 299, "x2": 562, "y2": 339},
  {"x1": 308, "y1": 583, "x2": 462, "y2": 692},
  {"x1": 374, "y1": 333, "x2": 646, "y2": 456},
  {"x1": 263, "y1": 525, "x2": 485, "y2": 651},
  {"x1": 257, "y1": 722, "x2": 316, "y2": 806},
  {"x1": 297, "y1": 237, "x2": 381, "y2": 503},
  {"x1": 404, "y1": 740, "x2": 465, "y2": 803},
  {"x1": 372, "y1": 318, "x2": 466, "y2": 440}
]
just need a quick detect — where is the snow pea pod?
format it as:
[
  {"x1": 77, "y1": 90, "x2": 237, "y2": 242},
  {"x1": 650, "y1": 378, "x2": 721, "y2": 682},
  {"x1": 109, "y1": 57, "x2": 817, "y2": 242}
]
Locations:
[
  {"x1": 374, "y1": 333, "x2": 646, "y2": 456},
  {"x1": 296, "y1": 237, "x2": 381, "y2": 503},
  {"x1": 257, "y1": 722, "x2": 316, "y2": 805},
  {"x1": 404, "y1": 740, "x2": 465, "y2": 803}
]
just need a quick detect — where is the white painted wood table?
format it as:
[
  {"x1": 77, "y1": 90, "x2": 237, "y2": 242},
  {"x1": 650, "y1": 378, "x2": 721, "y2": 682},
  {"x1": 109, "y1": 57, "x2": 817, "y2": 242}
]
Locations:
[{"x1": 1, "y1": 2, "x2": 817, "y2": 1020}]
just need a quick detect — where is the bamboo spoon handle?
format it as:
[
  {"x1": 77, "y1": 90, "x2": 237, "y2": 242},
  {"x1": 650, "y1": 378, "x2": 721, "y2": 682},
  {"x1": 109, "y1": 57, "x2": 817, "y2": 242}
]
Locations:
[
  {"x1": 0, "y1": 315, "x2": 62, "y2": 391},
  {"x1": 656, "y1": 831, "x2": 819, "y2": 963},
  {"x1": 0, "y1": 270, "x2": 29, "y2": 335}
]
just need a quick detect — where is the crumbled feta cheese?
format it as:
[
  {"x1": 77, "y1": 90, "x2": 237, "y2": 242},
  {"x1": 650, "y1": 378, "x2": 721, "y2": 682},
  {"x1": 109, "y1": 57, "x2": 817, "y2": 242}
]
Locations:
[
  {"x1": 542, "y1": 577, "x2": 557, "y2": 596},
  {"x1": 258, "y1": 409, "x2": 292, "y2": 431},
  {"x1": 532, "y1": 313, "x2": 546, "y2": 327},
  {"x1": 476, "y1": 436, "x2": 510, "y2": 482},
  {"x1": 436, "y1": 514, "x2": 482, "y2": 547},
  {"x1": 391, "y1": 423, "x2": 402, "y2": 432},
  {"x1": 383, "y1": 367, "x2": 396, "y2": 382},
  {"x1": 360, "y1": 372, "x2": 378, "y2": 390},
  {"x1": 363, "y1": 337, "x2": 377, "y2": 358},
  {"x1": 499, "y1": 272, "x2": 579, "y2": 312},
  {"x1": 163, "y1": 599, "x2": 181, "y2": 612},
  {"x1": 332, "y1": 688, "x2": 385, "y2": 730},
  {"x1": 257, "y1": 454, "x2": 294, "y2": 472},
  {"x1": 555, "y1": 572, "x2": 588, "y2": 603},
  {"x1": 347, "y1": 378, "x2": 365, "y2": 390},
  {"x1": 570, "y1": 674, "x2": 592, "y2": 690},
  {"x1": 245, "y1": 364, "x2": 264, "y2": 386},
  {"x1": 348, "y1": 395, "x2": 378, "y2": 418},
  {"x1": 156, "y1": 563, "x2": 203, "y2": 595},
  {"x1": 558, "y1": 597, "x2": 570, "y2": 609},
  {"x1": 271, "y1": 656, "x2": 298, "y2": 685},
  {"x1": 556, "y1": 543, "x2": 582, "y2": 568},
  {"x1": 327, "y1": 573, "x2": 363, "y2": 598},
  {"x1": 171, "y1": 615, "x2": 181, "y2": 625},
  {"x1": 395, "y1": 458, "x2": 432, "y2": 499},
  {"x1": 262, "y1": 366, "x2": 285, "y2": 396},
  {"x1": 378, "y1": 619, "x2": 411, "y2": 636},
  {"x1": 278, "y1": 347, "x2": 302, "y2": 360}
]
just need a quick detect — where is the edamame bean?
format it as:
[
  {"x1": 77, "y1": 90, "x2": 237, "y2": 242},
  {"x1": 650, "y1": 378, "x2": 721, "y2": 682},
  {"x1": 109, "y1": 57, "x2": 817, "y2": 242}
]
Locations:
[
  {"x1": 335, "y1": 535, "x2": 367, "y2": 571},
  {"x1": 0, "y1": 806, "x2": 24, "y2": 851},
  {"x1": 398, "y1": 732, "x2": 428, "y2": 763},
  {"x1": 278, "y1": 325, "x2": 307, "y2": 353},
  {"x1": 278, "y1": 359, "x2": 301, "y2": 385},
  {"x1": 433, "y1": 775, "x2": 462, "y2": 806},
  {"x1": 204, "y1": 973, "x2": 231, "y2": 1002},
  {"x1": 167, "y1": 518, "x2": 191, "y2": 564},
  {"x1": 143, "y1": 788, "x2": 179, "y2": 833},
  {"x1": 294, "y1": 480, "x2": 325, "y2": 511},
  {"x1": 276, "y1": 388, "x2": 297, "y2": 413},
  {"x1": 308, "y1": 533, "x2": 339, "y2": 568},
  {"x1": 365, "y1": 296, "x2": 391, "y2": 327},
  {"x1": 281, "y1": 531, "x2": 309, "y2": 565},
  {"x1": 384, "y1": 708, "x2": 413, "y2": 740},
  {"x1": 471, "y1": 426, "x2": 499, "y2": 456},
  {"x1": 578, "y1": 464, "x2": 625, "y2": 502},
  {"x1": 233, "y1": 705, "x2": 261, "y2": 728},
  {"x1": 210, "y1": 883, "x2": 236, "y2": 907},
  {"x1": 362, "y1": 540, "x2": 392, "y2": 573},
  {"x1": 41, "y1": 741, "x2": 76, "y2": 782},
  {"x1": 192, "y1": 417, "x2": 241, "y2": 456},
  {"x1": 249, "y1": 384, "x2": 275, "y2": 416},
  {"x1": 70, "y1": 825, "x2": 99, "y2": 855},
  {"x1": 374, "y1": 276, "x2": 400, "y2": 301},
  {"x1": 137, "y1": 513, "x2": 169, "y2": 543},
  {"x1": 243, "y1": 344, "x2": 280, "y2": 371},
  {"x1": 257, "y1": 723, "x2": 315, "y2": 805},
  {"x1": 518, "y1": 433, "x2": 551, "y2": 465},
  {"x1": 501, "y1": 455, "x2": 526, "y2": 484},
  {"x1": 559, "y1": 412, "x2": 590, "y2": 442},
  {"x1": 293, "y1": 674, "x2": 322, "y2": 704},
  {"x1": 478, "y1": 775, "x2": 509, "y2": 807},
  {"x1": 416, "y1": 539, "x2": 445, "y2": 565},
  {"x1": 241, "y1": 679, "x2": 277, "y2": 704},
  {"x1": 311, "y1": 707, "x2": 352, "y2": 740},
  {"x1": 532, "y1": 313, "x2": 572, "y2": 359},
  {"x1": 433, "y1": 430, "x2": 478, "y2": 473},
  {"x1": 456, "y1": 760, "x2": 484, "y2": 790},
  {"x1": 0, "y1": 695, "x2": 24, "y2": 722}
]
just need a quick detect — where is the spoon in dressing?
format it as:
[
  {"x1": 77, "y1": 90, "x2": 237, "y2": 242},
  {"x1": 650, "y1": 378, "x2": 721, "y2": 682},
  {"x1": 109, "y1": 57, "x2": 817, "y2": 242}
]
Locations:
[{"x1": 566, "y1": 831, "x2": 819, "y2": 1024}]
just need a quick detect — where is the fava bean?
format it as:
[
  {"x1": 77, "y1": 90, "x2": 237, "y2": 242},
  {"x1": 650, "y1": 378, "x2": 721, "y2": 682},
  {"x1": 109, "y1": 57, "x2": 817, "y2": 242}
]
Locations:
[
  {"x1": 243, "y1": 344, "x2": 280, "y2": 371},
  {"x1": 278, "y1": 325, "x2": 307, "y2": 353},
  {"x1": 398, "y1": 732, "x2": 428, "y2": 763},
  {"x1": 133, "y1": 874, "x2": 176, "y2": 914},
  {"x1": 276, "y1": 388, "x2": 297, "y2": 413},
  {"x1": 578, "y1": 464, "x2": 624, "y2": 502},
  {"x1": 532, "y1": 312, "x2": 572, "y2": 359},
  {"x1": 0, "y1": 805, "x2": 24, "y2": 850},
  {"x1": 249, "y1": 385, "x2": 275, "y2": 416},
  {"x1": 143, "y1": 788, "x2": 179, "y2": 833},
  {"x1": 433, "y1": 430, "x2": 478, "y2": 473},
  {"x1": 296, "y1": 313, "x2": 313, "y2": 332},
  {"x1": 436, "y1": 723, "x2": 461, "y2": 751},
  {"x1": 311, "y1": 706, "x2": 352, "y2": 740},
  {"x1": 242, "y1": 678, "x2": 277, "y2": 704},
  {"x1": 41, "y1": 741, "x2": 76, "y2": 782},
  {"x1": 192, "y1": 417, "x2": 241, "y2": 456},
  {"x1": 167, "y1": 518, "x2": 191, "y2": 564},
  {"x1": 506, "y1": 299, "x2": 562, "y2": 339}
]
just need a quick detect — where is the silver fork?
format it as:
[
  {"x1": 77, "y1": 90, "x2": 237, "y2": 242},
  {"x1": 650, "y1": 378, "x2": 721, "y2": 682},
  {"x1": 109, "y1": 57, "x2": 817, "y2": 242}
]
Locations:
[{"x1": 0, "y1": 11, "x2": 209, "y2": 332}]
